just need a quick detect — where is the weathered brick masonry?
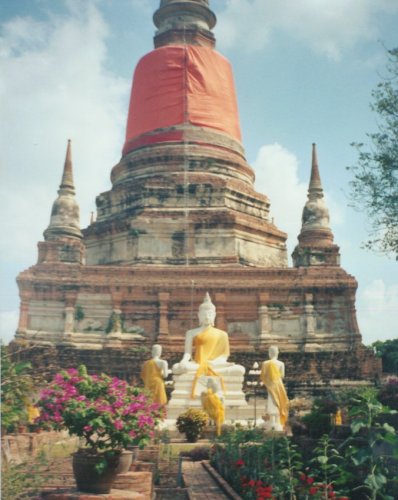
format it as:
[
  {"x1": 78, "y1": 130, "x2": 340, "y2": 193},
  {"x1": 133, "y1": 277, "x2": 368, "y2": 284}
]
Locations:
[{"x1": 13, "y1": 0, "x2": 381, "y2": 389}]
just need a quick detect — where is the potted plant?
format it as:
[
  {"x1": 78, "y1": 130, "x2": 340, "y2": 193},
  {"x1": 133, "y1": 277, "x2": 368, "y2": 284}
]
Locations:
[
  {"x1": 36, "y1": 365, "x2": 164, "y2": 493},
  {"x1": 176, "y1": 408, "x2": 208, "y2": 442}
]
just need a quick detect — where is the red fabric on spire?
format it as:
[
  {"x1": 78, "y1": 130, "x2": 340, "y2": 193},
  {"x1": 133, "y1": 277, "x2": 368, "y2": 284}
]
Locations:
[{"x1": 123, "y1": 45, "x2": 241, "y2": 155}]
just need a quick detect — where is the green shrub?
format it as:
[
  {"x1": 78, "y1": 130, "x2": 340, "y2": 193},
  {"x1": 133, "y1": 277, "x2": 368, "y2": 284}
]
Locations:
[
  {"x1": 176, "y1": 408, "x2": 208, "y2": 442},
  {"x1": 300, "y1": 398, "x2": 338, "y2": 439},
  {"x1": 1, "y1": 454, "x2": 49, "y2": 499},
  {"x1": 378, "y1": 376, "x2": 398, "y2": 410},
  {"x1": 1, "y1": 344, "x2": 34, "y2": 432}
]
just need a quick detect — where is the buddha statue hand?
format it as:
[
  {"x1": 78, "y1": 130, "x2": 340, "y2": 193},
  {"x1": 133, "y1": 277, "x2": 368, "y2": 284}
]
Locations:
[{"x1": 172, "y1": 352, "x2": 197, "y2": 375}]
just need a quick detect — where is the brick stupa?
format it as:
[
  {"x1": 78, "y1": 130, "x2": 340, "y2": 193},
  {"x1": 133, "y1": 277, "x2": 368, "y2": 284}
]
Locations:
[{"x1": 14, "y1": 0, "x2": 380, "y2": 388}]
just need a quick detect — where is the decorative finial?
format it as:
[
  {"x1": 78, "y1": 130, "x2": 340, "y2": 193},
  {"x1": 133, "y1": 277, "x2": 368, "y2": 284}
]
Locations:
[
  {"x1": 60, "y1": 139, "x2": 74, "y2": 193},
  {"x1": 199, "y1": 292, "x2": 216, "y2": 312},
  {"x1": 153, "y1": 0, "x2": 216, "y2": 48},
  {"x1": 310, "y1": 143, "x2": 322, "y2": 190},
  {"x1": 43, "y1": 140, "x2": 82, "y2": 241},
  {"x1": 292, "y1": 144, "x2": 340, "y2": 267},
  {"x1": 302, "y1": 143, "x2": 329, "y2": 225}
]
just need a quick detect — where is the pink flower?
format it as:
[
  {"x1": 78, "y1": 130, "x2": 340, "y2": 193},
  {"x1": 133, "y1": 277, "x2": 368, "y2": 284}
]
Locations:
[
  {"x1": 138, "y1": 415, "x2": 153, "y2": 428},
  {"x1": 53, "y1": 412, "x2": 62, "y2": 423},
  {"x1": 114, "y1": 419, "x2": 124, "y2": 430},
  {"x1": 36, "y1": 366, "x2": 163, "y2": 451}
]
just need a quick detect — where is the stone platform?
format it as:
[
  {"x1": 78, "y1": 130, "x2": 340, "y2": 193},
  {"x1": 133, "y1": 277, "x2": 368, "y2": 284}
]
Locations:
[
  {"x1": 37, "y1": 471, "x2": 153, "y2": 500},
  {"x1": 167, "y1": 371, "x2": 251, "y2": 421},
  {"x1": 39, "y1": 489, "x2": 146, "y2": 499}
]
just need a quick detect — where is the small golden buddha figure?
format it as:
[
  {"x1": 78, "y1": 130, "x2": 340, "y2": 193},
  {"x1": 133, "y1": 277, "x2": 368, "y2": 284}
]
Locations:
[{"x1": 201, "y1": 377, "x2": 225, "y2": 436}]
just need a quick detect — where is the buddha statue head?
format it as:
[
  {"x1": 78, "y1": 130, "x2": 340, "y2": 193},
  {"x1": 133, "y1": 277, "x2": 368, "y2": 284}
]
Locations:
[
  {"x1": 198, "y1": 292, "x2": 216, "y2": 327},
  {"x1": 152, "y1": 344, "x2": 162, "y2": 358},
  {"x1": 269, "y1": 345, "x2": 279, "y2": 359}
]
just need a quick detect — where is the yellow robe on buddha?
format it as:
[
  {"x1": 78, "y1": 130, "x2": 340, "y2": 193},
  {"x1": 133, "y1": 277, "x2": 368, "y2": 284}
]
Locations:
[
  {"x1": 191, "y1": 326, "x2": 230, "y2": 397},
  {"x1": 260, "y1": 360, "x2": 289, "y2": 426},
  {"x1": 140, "y1": 359, "x2": 167, "y2": 405},
  {"x1": 201, "y1": 388, "x2": 225, "y2": 436}
]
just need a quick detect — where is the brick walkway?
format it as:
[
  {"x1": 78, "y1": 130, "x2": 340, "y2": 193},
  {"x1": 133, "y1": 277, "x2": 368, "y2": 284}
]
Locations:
[{"x1": 182, "y1": 461, "x2": 234, "y2": 500}]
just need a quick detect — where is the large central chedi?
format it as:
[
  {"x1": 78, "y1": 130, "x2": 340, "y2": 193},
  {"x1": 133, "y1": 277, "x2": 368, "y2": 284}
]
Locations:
[
  {"x1": 87, "y1": 1, "x2": 286, "y2": 268},
  {"x1": 15, "y1": 0, "x2": 379, "y2": 385}
]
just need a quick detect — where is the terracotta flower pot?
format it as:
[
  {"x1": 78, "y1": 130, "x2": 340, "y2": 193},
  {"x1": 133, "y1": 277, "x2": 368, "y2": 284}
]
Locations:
[
  {"x1": 115, "y1": 449, "x2": 134, "y2": 474},
  {"x1": 72, "y1": 450, "x2": 121, "y2": 494}
]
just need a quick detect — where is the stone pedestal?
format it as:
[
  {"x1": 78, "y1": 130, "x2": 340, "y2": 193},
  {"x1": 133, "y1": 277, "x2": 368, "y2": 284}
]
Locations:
[{"x1": 167, "y1": 370, "x2": 251, "y2": 421}]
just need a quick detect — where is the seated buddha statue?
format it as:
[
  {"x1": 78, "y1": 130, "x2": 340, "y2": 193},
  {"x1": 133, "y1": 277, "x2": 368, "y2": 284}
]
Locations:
[{"x1": 172, "y1": 293, "x2": 245, "y2": 397}]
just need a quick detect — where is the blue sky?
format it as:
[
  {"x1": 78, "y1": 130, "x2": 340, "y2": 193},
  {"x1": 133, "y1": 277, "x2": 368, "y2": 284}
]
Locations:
[{"x1": 0, "y1": 0, "x2": 397, "y2": 345}]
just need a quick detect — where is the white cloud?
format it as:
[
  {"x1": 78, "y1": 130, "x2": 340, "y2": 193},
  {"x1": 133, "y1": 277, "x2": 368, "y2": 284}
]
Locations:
[
  {"x1": 217, "y1": 0, "x2": 398, "y2": 58},
  {"x1": 253, "y1": 143, "x2": 308, "y2": 255},
  {"x1": 253, "y1": 143, "x2": 344, "y2": 259},
  {"x1": 0, "y1": 1, "x2": 129, "y2": 265},
  {"x1": 358, "y1": 280, "x2": 398, "y2": 345},
  {"x1": 0, "y1": 310, "x2": 19, "y2": 345}
]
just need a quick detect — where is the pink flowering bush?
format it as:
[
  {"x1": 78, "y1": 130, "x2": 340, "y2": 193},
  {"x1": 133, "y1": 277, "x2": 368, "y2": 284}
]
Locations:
[{"x1": 36, "y1": 365, "x2": 164, "y2": 453}]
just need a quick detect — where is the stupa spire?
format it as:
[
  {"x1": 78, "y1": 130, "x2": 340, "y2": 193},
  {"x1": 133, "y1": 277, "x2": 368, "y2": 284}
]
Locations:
[
  {"x1": 292, "y1": 144, "x2": 340, "y2": 267},
  {"x1": 309, "y1": 143, "x2": 322, "y2": 191},
  {"x1": 153, "y1": 0, "x2": 216, "y2": 48},
  {"x1": 43, "y1": 140, "x2": 82, "y2": 241},
  {"x1": 59, "y1": 139, "x2": 75, "y2": 194}
]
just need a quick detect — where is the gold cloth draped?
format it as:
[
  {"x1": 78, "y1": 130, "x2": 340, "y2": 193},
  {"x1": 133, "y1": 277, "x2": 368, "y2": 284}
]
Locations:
[
  {"x1": 201, "y1": 388, "x2": 225, "y2": 436},
  {"x1": 191, "y1": 326, "x2": 230, "y2": 398},
  {"x1": 140, "y1": 359, "x2": 167, "y2": 405},
  {"x1": 260, "y1": 360, "x2": 289, "y2": 426}
]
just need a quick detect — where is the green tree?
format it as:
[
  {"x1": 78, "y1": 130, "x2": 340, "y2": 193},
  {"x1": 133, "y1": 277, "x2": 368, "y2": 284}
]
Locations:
[
  {"x1": 347, "y1": 47, "x2": 398, "y2": 258},
  {"x1": 1, "y1": 343, "x2": 34, "y2": 432},
  {"x1": 372, "y1": 338, "x2": 398, "y2": 374}
]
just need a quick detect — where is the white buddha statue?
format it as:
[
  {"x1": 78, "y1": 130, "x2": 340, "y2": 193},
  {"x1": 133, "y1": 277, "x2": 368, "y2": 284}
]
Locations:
[
  {"x1": 141, "y1": 344, "x2": 168, "y2": 405},
  {"x1": 260, "y1": 345, "x2": 289, "y2": 431},
  {"x1": 172, "y1": 293, "x2": 245, "y2": 397}
]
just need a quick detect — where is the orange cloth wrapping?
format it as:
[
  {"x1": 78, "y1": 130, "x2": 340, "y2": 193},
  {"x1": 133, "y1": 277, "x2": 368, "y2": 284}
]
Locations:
[
  {"x1": 123, "y1": 45, "x2": 241, "y2": 154},
  {"x1": 191, "y1": 326, "x2": 229, "y2": 398},
  {"x1": 140, "y1": 359, "x2": 167, "y2": 405},
  {"x1": 201, "y1": 388, "x2": 225, "y2": 436},
  {"x1": 260, "y1": 360, "x2": 289, "y2": 426}
]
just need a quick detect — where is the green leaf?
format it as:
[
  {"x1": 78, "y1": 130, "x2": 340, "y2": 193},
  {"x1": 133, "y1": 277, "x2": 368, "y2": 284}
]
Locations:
[
  {"x1": 351, "y1": 421, "x2": 366, "y2": 434},
  {"x1": 382, "y1": 423, "x2": 395, "y2": 434},
  {"x1": 364, "y1": 472, "x2": 387, "y2": 490}
]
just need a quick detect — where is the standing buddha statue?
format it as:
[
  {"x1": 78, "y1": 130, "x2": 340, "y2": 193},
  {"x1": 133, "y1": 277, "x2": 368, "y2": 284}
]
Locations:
[
  {"x1": 141, "y1": 344, "x2": 168, "y2": 405},
  {"x1": 260, "y1": 345, "x2": 289, "y2": 431}
]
